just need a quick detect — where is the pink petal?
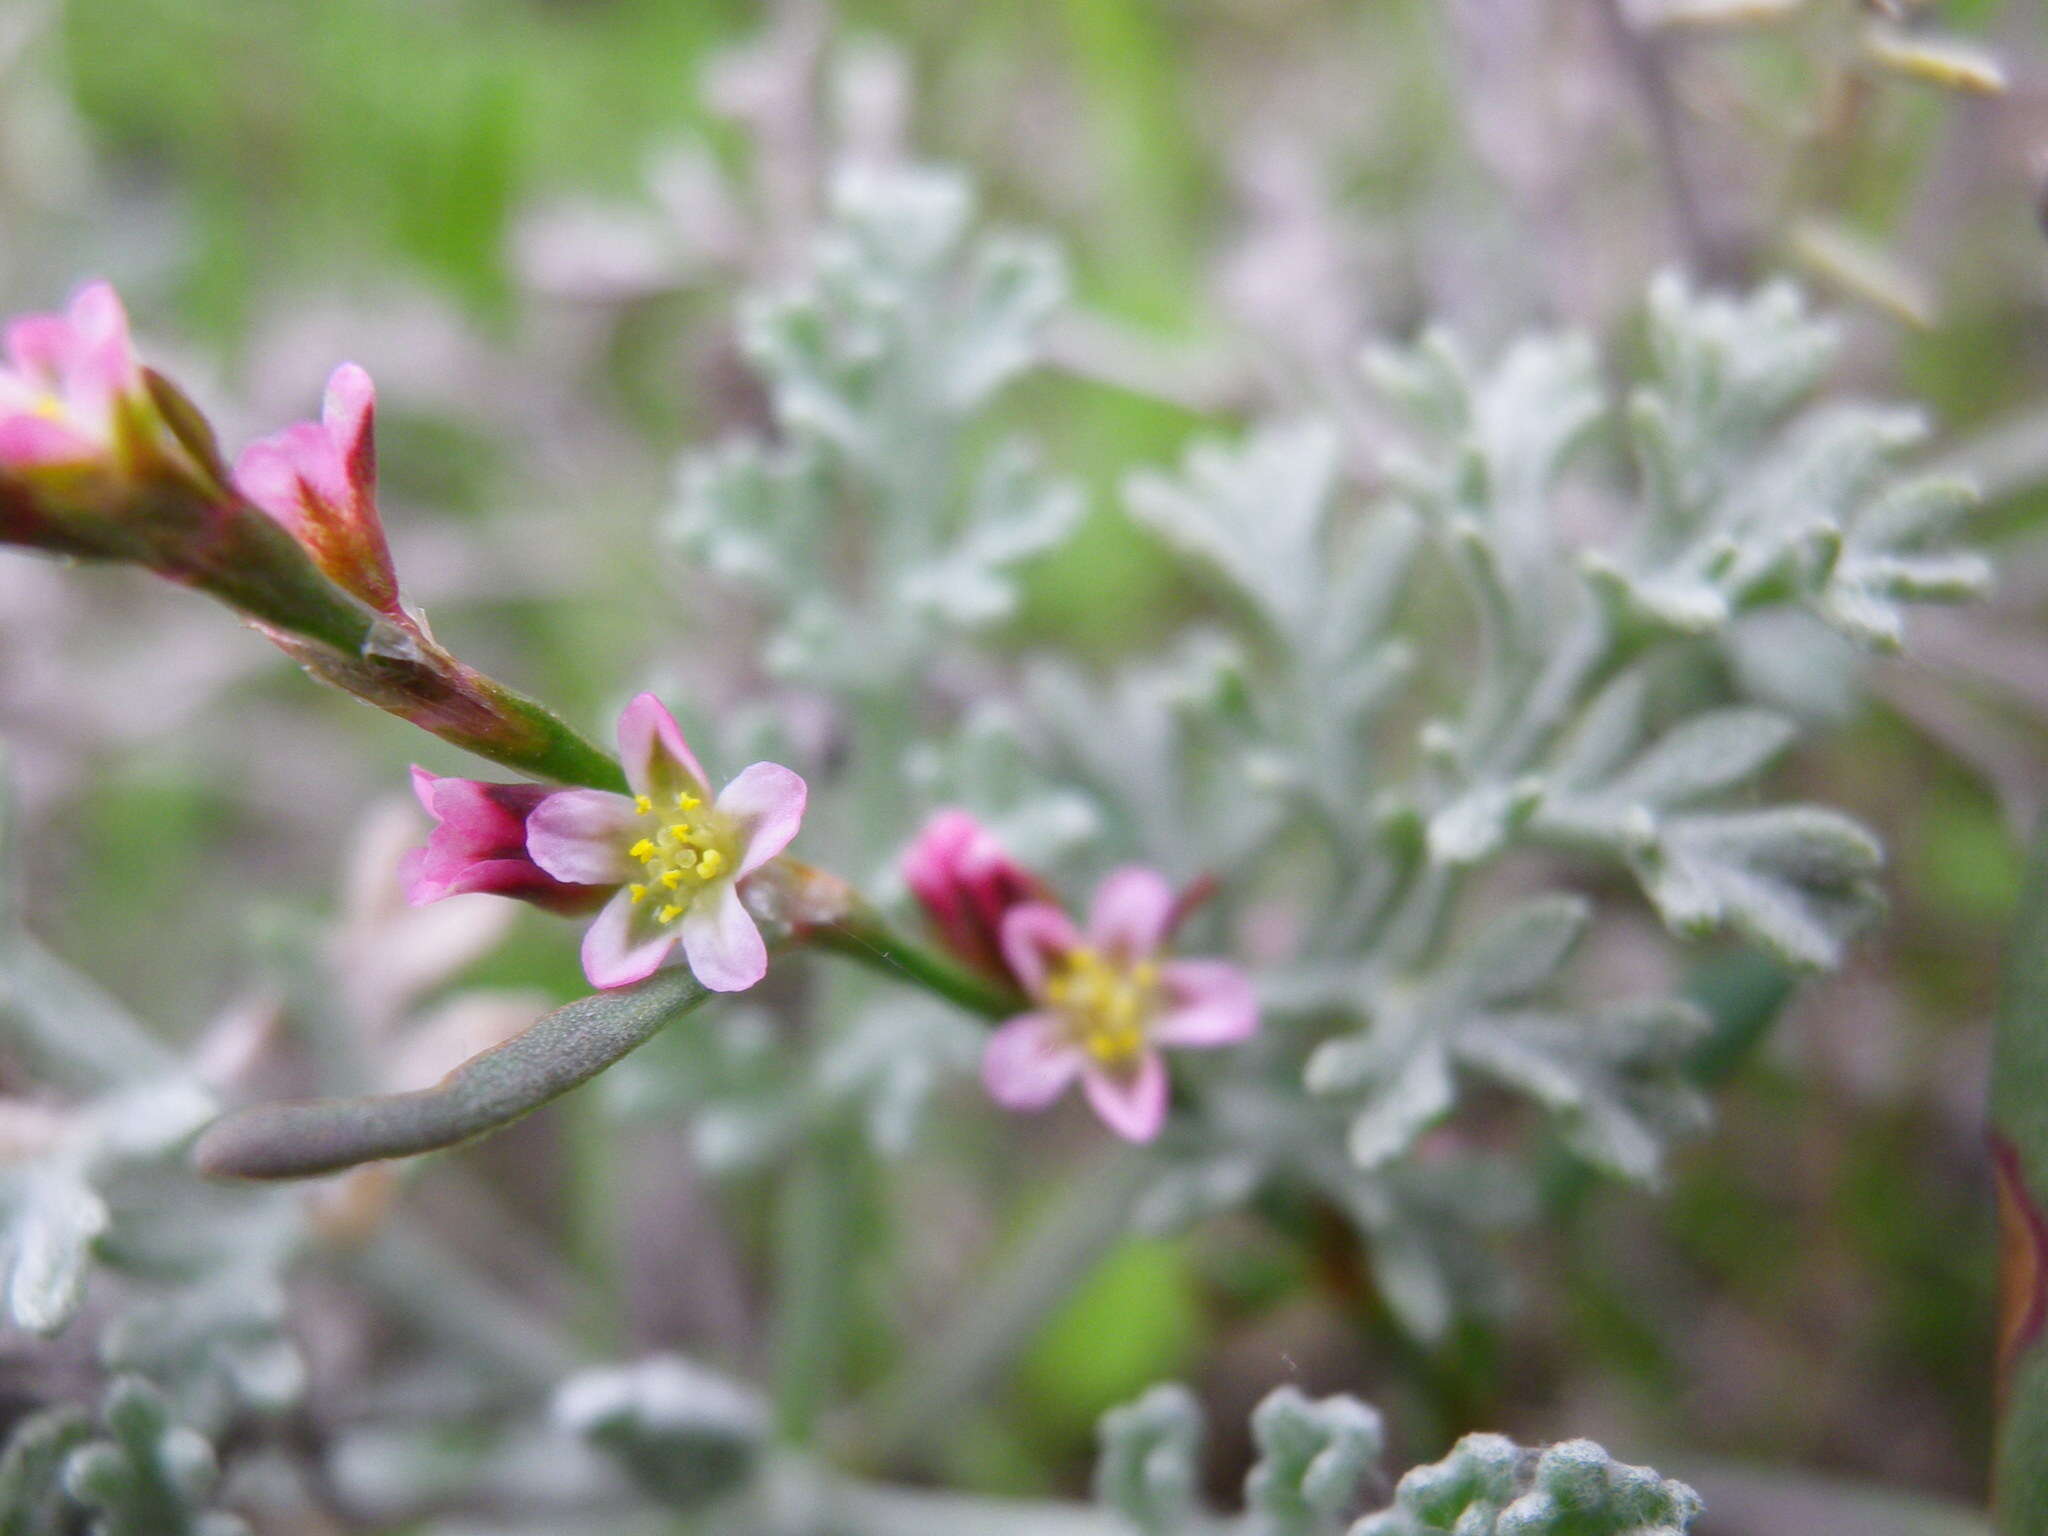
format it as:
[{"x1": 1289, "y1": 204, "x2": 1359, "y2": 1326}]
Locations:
[
  {"x1": 1082, "y1": 1051, "x2": 1170, "y2": 1142},
  {"x1": 616, "y1": 692, "x2": 711, "y2": 801},
  {"x1": 1000, "y1": 903, "x2": 1082, "y2": 998},
  {"x1": 323, "y1": 361, "x2": 376, "y2": 483},
  {"x1": 1149, "y1": 960, "x2": 1259, "y2": 1048},
  {"x1": 679, "y1": 881, "x2": 768, "y2": 992},
  {"x1": 981, "y1": 1011, "x2": 1083, "y2": 1110},
  {"x1": 407, "y1": 764, "x2": 441, "y2": 816},
  {"x1": 716, "y1": 762, "x2": 807, "y2": 877},
  {"x1": 582, "y1": 887, "x2": 680, "y2": 989},
  {"x1": 64, "y1": 281, "x2": 135, "y2": 406},
  {"x1": 1087, "y1": 867, "x2": 1177, "y2": 961},
  {"x1": 0, "y1": 413, "x2": 97, "y2": 466},
  {"x1": 5, "y1": 315, "x2": 72, "y2": 382},
  {"x1": 526, "y1": 789, "x2": 641, "y2": 885}
]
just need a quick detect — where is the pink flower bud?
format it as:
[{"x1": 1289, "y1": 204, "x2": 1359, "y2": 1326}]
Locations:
[
  {"x1": 901, "y1": 810, "x2": 1048, "y2": 987},
  {"x1": 234, "y1": 362, "x2": 401, "y2": 616},
  {"x1": 402, "y1": 768, "x2": 610, "y2": 916}
]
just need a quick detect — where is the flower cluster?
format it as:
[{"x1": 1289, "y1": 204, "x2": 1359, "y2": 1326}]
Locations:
[{"x1": 903, "y1": 813, "x2": 1258, "y2": 1142}]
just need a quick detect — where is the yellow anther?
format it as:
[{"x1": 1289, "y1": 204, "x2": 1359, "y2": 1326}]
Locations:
[
  {"x1": 658, "y1": 903, "x2": 684, "y2": 924},
  {"x1": 675, "y1": 792, "x2": 701, "y2": 811},
  {"x1": 696, "y1": 848, "x2": 725, "y2": 878},
  {"x1": 665, "y1": 822, "x2": 695, "y2": 844},
  {"x1": 660, "y1": 869, "x2": 684, "y2": 890},
  {"x1": 628, "y1": 883, "x2": 648, "y2": 904},
  {"x1": 634, "y1": 794, "x2": 653, "y2": 815},
  {"x1": 656, "y1": 826, "x2": 680, "y2": 848},
  {"x1": 629, "y1": 838, "x2": 656, "y2": 861}
]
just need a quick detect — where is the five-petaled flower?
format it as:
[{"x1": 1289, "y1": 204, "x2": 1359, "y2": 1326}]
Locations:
[
  {"x1": 984, "y1": 866, "x2": 1257, "y2": 1143},
  {"x1": 234, "y1": 362, "x2": 403, "y2": 617},
  {"x1": 406, "y1": 694, "x2": 806, "y2": 994}
]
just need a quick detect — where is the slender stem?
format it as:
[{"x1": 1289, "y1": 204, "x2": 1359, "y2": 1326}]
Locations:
[
  {"x1": 771, "y1": 1121, "x2": 863, "y2": 1444},
  {"x1": 835, "y1": 1148, "x2": 1154, "y2": 1472},
  {"x1": 811, "y1": 911, "x2": 1021, "y2": 1022}
]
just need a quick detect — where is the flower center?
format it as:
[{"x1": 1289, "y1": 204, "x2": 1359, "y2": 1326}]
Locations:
[
  {"x1": 623, "y1": 791, "x2": 736, "y2": 926},
  {"x1": 1044, "y1": 947, "x2": 1160, "y2": 1069}
]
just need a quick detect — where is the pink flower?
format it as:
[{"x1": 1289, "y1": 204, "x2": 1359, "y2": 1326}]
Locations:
[
  {"x1": 233, "y1": 363, "x2": 401, "y2": 615},
  {"x1": 402, "y1": 768, "x2": 609, "y2": 915},
  {"x1": 902, "y1": 809, "x2": 1048, "y2": 987},
  {"x1": 982, "y1": 867, "x2": 1257, "y2": 1143},
  {"x1": 520, "y1": 693, "x2": 807, "y2": 992},
  {"x1": 0, "y1": 281, "x2": 142, "y2": 468}
]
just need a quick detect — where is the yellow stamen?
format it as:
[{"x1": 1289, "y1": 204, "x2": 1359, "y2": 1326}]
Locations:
[
  {"x1": 658, "y1": 903, "x2": 684, "y2": 924},
  {"x1": 634, "y1": 795, "x2": 653, "y2": 815},
  {"x1": 675, "y1": 792, "x2": 701, "y2": 811},
  {"x1": 629, "y1": 883, "x2": 648, "y2": 904},
  {"x1": 660, "y1": 869, "x2": 683, "y2": 890},
  {"x1": 696, "y1": 848, "x2": 725, "y2": 878}
]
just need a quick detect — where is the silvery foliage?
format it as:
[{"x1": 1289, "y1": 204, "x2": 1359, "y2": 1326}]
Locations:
[
  {"x1": 0, "y1": 758, "x2": 304, "y2": 1532},
  {"x1": 554, "y1": 1354, "x2": 772, "y2": 1512},
  {"x1": 1053, "y1": 274, "x2": 1982, "y2": 1336},
  {"x1": 669, "y1": 161, "x2": 1079, "y2": 692},
  {"x1": 1096, "y1": 1384, "x2": 1698, "y2": 1536}
]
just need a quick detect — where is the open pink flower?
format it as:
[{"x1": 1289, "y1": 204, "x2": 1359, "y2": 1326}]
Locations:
[
  {"x1": 0, "y1": 281, "x2": 142, "y2": 468},
  {"x1": 982, "y1": 867, "x2": 1257, "y2": 1143},
  {"x1": 402, "y1": 768, "x2": 609, "y2": 915},
  {"x1": 517, "y1": 694, "x2": 806, "y2": 992},
  {"x1": 902, "y1": 809, "x2": 1048, "y2": 987},
  {"x1": 233, "y1": 362, "x2": 401, "y2": 615}
]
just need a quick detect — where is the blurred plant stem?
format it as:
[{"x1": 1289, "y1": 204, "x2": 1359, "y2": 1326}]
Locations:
[
  {"x1": 834, "y1": 1148, "x2": 1156, "y2": 1472},
  {"x1": 811, "y1": 909, "x2": 1020, "y2": 1022},
  {"x1": 565, "y1": 1088, "x2": 626, "y2": 1357},
  {"x1": 1991, "y1": 821, "x2": 2048, "y2": 1533},
  {"x1": 772, "y1": 1120, "x2": 864, "y2": 1444}
]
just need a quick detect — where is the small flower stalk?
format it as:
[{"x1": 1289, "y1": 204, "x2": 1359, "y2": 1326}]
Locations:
[
  {"x1": 906, "y1": 824, "x2": 1258, "y2": 1143},
  {"x1": 408, "y1": 694, "x2": 807, "y2": 993}
]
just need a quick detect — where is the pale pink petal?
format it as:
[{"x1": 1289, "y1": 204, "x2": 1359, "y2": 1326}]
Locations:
[
  {"x1": 1000, "y1": 903, "x2": 1082, "y2": 998},
  {"x1": 527, "y1": 789, "x2": 640, "y2": 884},
  {"x1": 0, "y1": 414, "x2": 97, "y2": 466},
  {"x1": 679, "y1": 881, "x2": 768, "y2": 992},
  {"x1": 715, "y1": 762, "x2": 807, "y2": 877},
  {"x1": 1087, "y1": 867, "x2": 1177, "y2": 961},
  {"x1": 323, "y1": 362, "x2": 375, "y2": 468},
  {"x1": 616, "y1": 692, "x2": 711, "y2": 800},
  {"x1": 65, "y1": 281, "x2": 135, "y2": 407},
  {"x1": 582, "y1": 887, "x2": 680, "y2": 989},
  {"x1": 1149, "y1": 960, "x2": 1259, "y2": 1048},
  {"x1": 981, "y1": 1011, "x2": 1083, "y2": 1110},
  {"x1": 1082, "y1": 1051, "x2": 1170, "y2": 1142},
  {"x1": 407, "y1": 764, "x2": 440, "y2": 816},
  {"x1": 5, "y1": 314, "x2": 72, "y2": 381}
]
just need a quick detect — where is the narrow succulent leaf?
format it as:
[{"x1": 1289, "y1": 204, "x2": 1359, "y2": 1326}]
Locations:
[{"x1": 195, "y1": 970, "x2": 709, "y2": 1179}]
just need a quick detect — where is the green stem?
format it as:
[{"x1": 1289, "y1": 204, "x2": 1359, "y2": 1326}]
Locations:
[
  {"x1": 836, "y1": 1148, "x2": 1154, "y2": 1472},
  {"x1": 772, "y1": 1122, "x2": 864, "y2": 1444},
  {"x1": 810, "y1": 911, "x2": 1021, "y2": 1022}
]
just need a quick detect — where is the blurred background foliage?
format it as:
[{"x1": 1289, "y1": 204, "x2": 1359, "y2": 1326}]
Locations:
[{"x1": 2, "y1": 0, "x2": 2046, "y2": 1525}]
